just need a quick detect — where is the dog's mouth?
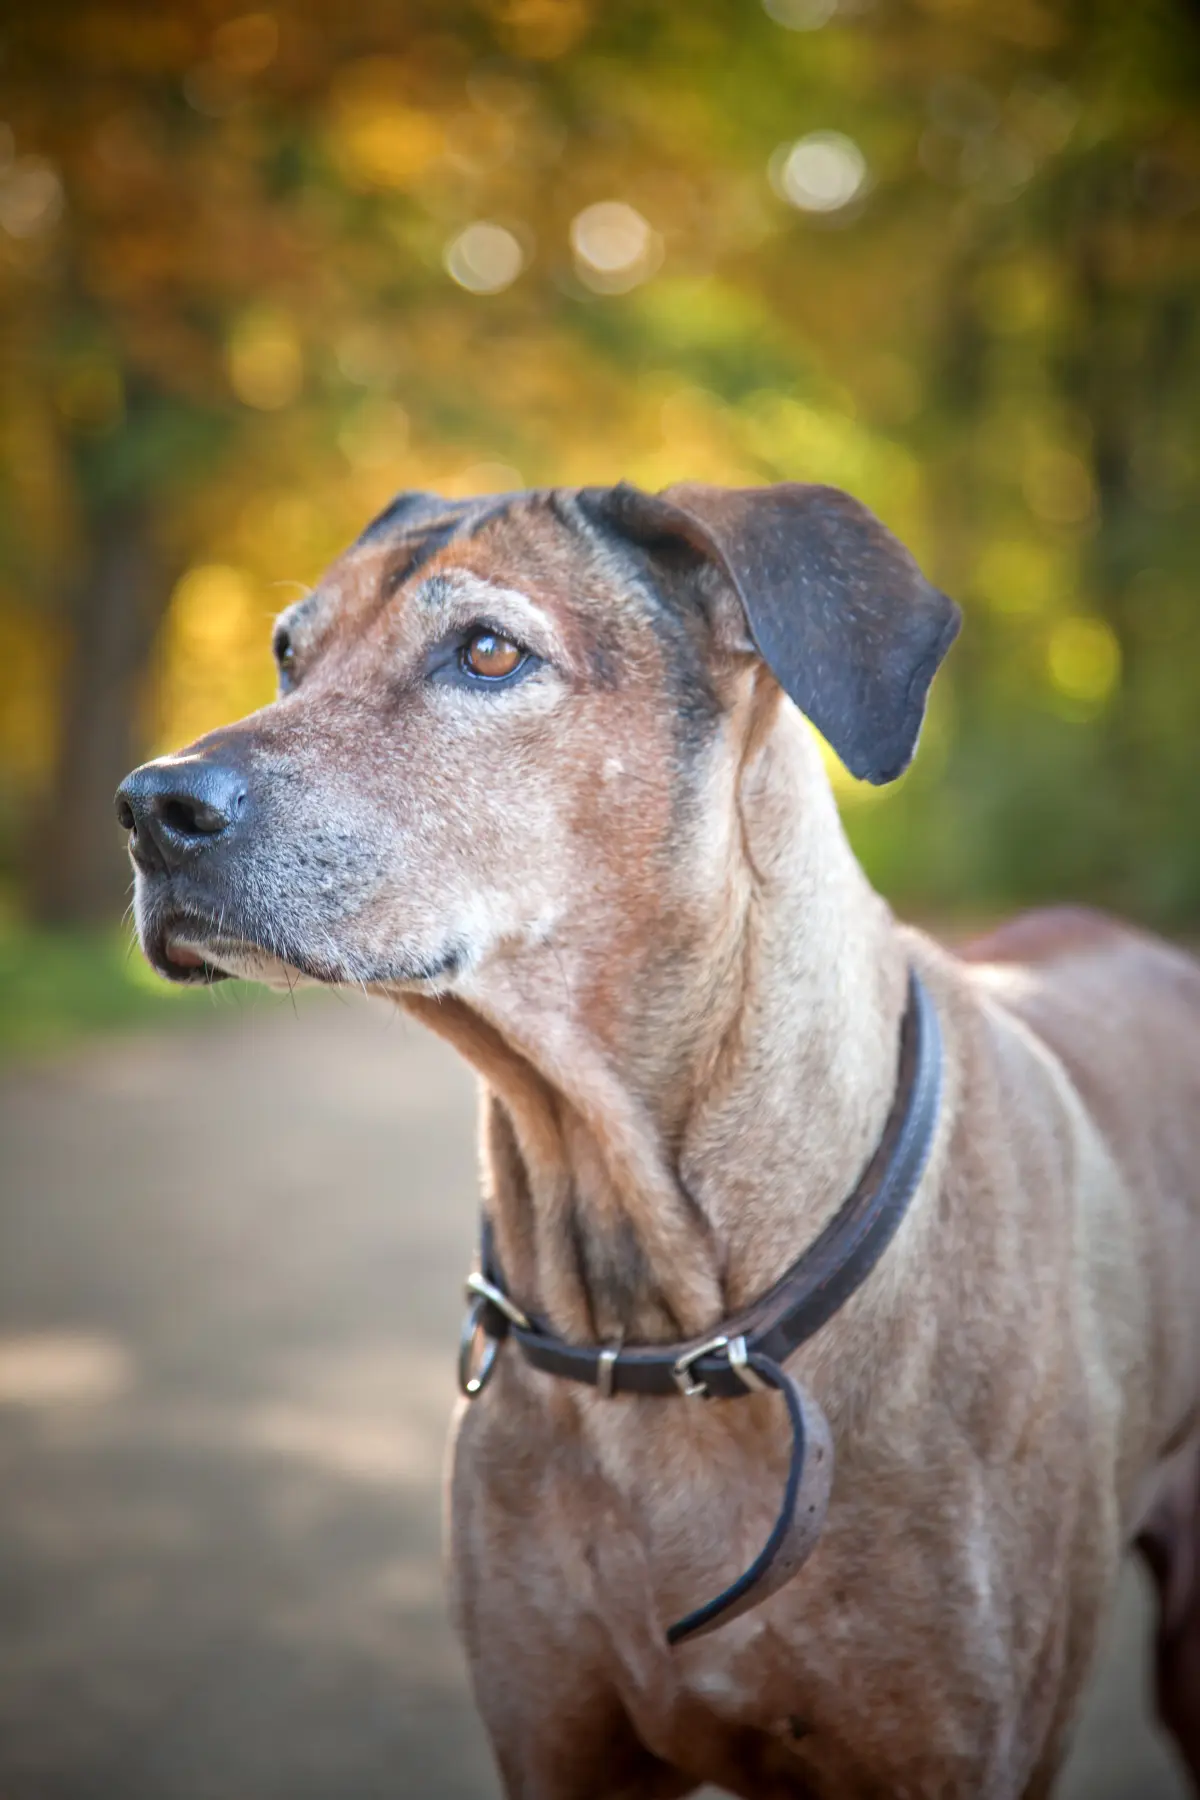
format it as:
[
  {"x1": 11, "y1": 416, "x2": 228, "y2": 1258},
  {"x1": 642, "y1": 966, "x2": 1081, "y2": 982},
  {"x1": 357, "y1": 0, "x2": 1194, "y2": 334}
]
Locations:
[
  {"x1": 142, "y1": 903, "x2": 310, "y2": 989},
  {"x1": 143, "y1": 913, "x2": 236, "y2": 985},
  {"x1": 162, "y1": 938, "x2": 211, "y2": 974},
  {"x1": 140, "y1": 897, "x2": 472, "y2": 995}
]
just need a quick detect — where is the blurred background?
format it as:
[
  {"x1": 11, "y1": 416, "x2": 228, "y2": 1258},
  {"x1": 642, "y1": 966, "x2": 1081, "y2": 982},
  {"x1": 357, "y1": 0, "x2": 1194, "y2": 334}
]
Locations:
[
  {"x1": 0, "y1": 1, "x2": 1197, "y2": 1795},
  {"x1": 2, "y1": 0, "x2": 1200, "y2": 980}
]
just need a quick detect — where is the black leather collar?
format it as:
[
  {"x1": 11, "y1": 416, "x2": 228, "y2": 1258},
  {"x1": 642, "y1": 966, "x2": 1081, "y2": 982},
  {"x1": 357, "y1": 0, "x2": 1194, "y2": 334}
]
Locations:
[{"x1": 458, "y1": 966, "x2": 943, "y2": 1642}]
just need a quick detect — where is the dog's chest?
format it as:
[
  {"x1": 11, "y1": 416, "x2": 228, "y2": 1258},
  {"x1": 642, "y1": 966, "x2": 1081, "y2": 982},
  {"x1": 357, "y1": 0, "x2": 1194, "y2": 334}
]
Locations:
[
  {"x1": 665, "y1": 1518, "x2": 1036, "y2": 1799},
  {"x1": 674, "y1": 1642, "x2": 1015, "y2": 1800}
]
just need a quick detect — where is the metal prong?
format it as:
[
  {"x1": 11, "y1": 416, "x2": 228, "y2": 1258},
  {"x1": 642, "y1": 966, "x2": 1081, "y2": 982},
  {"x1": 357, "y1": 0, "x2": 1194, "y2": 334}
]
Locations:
[{"x1": 727, "y1": 1334, "x2": 772, "y2": 1394}]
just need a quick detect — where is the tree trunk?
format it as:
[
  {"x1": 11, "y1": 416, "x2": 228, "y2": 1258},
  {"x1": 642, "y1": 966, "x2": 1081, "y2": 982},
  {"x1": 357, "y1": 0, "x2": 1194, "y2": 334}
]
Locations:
[{"x1": 28, "y1": 512, "x2": 174, "y2": 926}]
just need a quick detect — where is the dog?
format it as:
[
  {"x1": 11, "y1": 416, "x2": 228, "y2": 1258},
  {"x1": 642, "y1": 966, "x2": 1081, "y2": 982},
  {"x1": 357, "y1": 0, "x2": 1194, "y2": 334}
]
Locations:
[{"x1": 118, "y1": 481, "x2": 1200, "y2": 1798}]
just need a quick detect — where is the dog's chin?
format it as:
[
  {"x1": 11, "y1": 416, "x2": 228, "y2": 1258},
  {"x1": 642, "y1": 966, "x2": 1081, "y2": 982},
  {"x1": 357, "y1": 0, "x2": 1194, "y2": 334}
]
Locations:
[
  {"x1": 141, "y1": 912, "x2": 471, "y2": 996},
  {"x1": 185, "y1": 940, "x2": 320, "y2": 991},
  {"x1": 135, "y1": 910, "x2": 310, "y2": 990}
]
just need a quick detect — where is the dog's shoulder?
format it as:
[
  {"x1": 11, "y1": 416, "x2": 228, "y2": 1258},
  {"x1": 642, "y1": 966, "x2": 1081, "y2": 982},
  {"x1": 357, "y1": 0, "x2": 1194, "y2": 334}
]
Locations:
[
  {"x1": 955, "y1": 903, "x2": 1200, "y2": 1016},
  {"x1": 957, "y1": 904, "x2": 1138, "y2": 970},
  {"x1": 947, "y1": 906, "x2": 1200, "y2": 1210}
]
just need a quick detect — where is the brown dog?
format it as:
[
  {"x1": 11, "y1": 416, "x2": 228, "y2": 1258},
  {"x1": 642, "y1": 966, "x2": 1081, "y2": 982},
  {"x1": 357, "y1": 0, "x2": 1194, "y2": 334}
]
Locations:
[{"x1": 118, "y1": 482, "x2": 1200, "y2": 1799}]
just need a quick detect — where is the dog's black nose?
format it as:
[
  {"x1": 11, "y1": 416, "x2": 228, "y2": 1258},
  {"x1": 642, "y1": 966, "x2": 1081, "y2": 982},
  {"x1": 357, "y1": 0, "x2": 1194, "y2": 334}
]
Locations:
[{"x1": 116, "y1": 758, "x2": 247, "y2": 870}]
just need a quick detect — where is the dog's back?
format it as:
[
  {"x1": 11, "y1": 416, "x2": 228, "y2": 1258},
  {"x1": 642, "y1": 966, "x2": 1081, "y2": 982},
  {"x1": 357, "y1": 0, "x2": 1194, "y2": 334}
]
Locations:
[
  {"x1": 962, "y1": 905, "x2": 1200, "y2": 1769},
  {"x1": 961, "y1": 906, "x2": 1200, "y2": 1268}
]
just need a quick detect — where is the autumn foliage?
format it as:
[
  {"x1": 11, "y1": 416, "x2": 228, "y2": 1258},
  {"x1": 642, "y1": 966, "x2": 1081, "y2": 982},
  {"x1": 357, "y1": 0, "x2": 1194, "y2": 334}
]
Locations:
[{"x1": 1, "y1": 0, "x2": 1198, "y2": 924}]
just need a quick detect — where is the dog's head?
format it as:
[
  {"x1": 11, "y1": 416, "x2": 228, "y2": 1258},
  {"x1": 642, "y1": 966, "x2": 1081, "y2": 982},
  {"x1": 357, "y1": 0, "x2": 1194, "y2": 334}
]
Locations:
[{"x1": 117, "y1": 482, "x2": 959, "y2": 991}]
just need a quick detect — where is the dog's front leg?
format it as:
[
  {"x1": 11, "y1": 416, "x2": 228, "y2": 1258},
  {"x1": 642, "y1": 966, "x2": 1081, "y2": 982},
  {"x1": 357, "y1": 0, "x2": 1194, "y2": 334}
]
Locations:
[
  {"x1": 1137, "y1": 1440, "x2": 1200, "y2": 1790},
  {"x1": 447, "y1": 1387, "x2": 714, "y2": 1800}
]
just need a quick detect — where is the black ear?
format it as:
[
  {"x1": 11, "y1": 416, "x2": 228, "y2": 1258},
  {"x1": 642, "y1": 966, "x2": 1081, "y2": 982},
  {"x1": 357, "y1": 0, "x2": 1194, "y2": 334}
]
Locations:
[
  {"x1": 587, "y1": 481, "x2": 960, "y2": 785},
  {"x1": 356, "y1": 489, "x2": 485, "y2": 551}
]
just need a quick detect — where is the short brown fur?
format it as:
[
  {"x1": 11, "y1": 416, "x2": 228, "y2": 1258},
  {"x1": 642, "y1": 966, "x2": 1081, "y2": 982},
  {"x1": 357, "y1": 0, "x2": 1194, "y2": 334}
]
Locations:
[{"x1": 120, "y1": 485, "x2": 1200, "y2": 1799}]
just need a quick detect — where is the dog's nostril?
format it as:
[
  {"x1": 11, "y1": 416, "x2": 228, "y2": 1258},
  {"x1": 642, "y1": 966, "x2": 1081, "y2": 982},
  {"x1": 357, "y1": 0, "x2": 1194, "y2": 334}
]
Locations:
[
  {"x1": 162, "y1": 797, "x2": 202, "y2": 836},
  {"x1": 160, "y1": 792, "x2": 240, "y2": 838},
  {"x1": 116, "y1": 799, "x2": 136, "y2": 832}
]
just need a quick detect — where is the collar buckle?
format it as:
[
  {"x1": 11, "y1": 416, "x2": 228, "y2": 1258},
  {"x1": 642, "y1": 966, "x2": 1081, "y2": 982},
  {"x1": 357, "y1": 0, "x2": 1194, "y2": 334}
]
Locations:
[{"x1": 672, "y1": 1333, "x2": 771, "y2": 1399}]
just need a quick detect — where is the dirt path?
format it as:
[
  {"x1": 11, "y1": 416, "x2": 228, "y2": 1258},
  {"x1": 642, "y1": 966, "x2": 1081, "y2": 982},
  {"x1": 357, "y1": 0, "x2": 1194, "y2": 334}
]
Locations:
[{"x1": 0, "y1": 996, "x2": 1187, "y2": 1799}]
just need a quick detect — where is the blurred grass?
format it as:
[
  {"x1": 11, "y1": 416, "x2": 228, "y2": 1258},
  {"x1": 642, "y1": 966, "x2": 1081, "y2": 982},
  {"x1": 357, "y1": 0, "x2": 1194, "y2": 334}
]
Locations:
[{"x1": 0, "y1": 927, "x2": 242, "y2": 1061}]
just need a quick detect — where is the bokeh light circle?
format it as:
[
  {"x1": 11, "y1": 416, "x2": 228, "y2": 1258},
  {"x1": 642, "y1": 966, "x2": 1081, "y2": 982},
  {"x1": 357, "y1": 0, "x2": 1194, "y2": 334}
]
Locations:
[
  {"x1": 772, "y1": 131, "x2": 868, "y2": 213},
  {"x1": 444, "y1": 222, "x2": 526, "y2": 295}
]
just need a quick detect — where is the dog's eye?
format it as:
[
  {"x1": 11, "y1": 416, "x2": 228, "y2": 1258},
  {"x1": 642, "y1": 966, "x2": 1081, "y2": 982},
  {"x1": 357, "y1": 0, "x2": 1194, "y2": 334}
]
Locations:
[
  {"x1": 460, "y1": 630, "x2": 526, "y2": 682},
  {"x1": 272, "y1": 625, "x2": 298, "y2": 689}
]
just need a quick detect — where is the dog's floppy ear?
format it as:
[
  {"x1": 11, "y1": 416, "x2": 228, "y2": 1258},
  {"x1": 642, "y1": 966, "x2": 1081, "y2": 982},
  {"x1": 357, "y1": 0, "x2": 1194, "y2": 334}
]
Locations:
[{"x1": 585, "y1": 480, "x2": 960, "y2": 785}]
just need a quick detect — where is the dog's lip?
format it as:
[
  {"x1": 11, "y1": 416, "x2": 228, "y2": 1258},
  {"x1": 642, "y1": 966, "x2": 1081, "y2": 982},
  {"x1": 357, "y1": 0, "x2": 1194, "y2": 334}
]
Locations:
[
  {"x1": 143, "y1": 907, "x2": 467, "y2": 992},
  {"x1": 143, "y1": 916, "x2": 232, "y2": 985},
  {"x1": 148, "y1": 913, "x2": 332, "y2": 988},
  {"x1": 164, "y1": 938, "x2": 206, "y2": 971}
]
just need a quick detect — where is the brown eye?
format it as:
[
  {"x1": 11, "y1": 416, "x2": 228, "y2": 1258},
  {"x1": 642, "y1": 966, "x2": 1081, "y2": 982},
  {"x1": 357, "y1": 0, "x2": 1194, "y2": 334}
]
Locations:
[{"x1": 461, "y1": 630, "x2": 525, "y2": 681}]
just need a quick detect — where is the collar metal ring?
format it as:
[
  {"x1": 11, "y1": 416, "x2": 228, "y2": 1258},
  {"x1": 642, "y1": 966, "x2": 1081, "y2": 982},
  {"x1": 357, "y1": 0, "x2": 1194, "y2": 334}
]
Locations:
[{"x1": 458, "y1": 1295, "x2": 501, "y2": 1398}]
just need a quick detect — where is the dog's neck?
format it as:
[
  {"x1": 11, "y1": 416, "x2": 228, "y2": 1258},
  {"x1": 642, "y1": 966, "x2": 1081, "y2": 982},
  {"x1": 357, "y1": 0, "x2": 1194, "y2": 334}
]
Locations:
[{"x1": 404, "y1": 691, "x2": 908, "y2": 1346}]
